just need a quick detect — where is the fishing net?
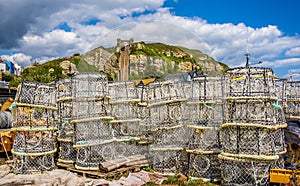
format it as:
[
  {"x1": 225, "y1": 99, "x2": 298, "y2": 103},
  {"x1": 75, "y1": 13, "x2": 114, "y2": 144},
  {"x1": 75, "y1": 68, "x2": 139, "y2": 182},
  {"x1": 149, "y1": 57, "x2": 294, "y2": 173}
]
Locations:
[
  {"x1": 57, "y1": 140, "x2": 77, "y2": 164},
  {"x1": 186, "y1": 127, "x2": 220, "y2": 151}
]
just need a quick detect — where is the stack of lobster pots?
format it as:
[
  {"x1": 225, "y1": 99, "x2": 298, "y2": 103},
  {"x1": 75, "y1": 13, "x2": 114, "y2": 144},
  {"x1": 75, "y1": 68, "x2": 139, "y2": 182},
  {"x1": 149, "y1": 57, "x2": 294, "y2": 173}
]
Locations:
[
  {"x1": 219, "y1": 67, "x2": 286, "y2": 186},
  {"x1": 56, "y1": 73, "x2": 114, "y2": 170},
  {"x1": 183, "y1": 75, "x2": 224, "y2": 181},
  {"x1": 11, "y1": 81, "x2": 58, "y2": 174},
  {"x1": 285, "y1": 80, "x2": 300, "y2": 120},
  {"x1": 138, "y1": 79, "x2": 188, "y2": 174},
  {"x1": 107, "y1": 81, "x2": 149, "y2": 160}
]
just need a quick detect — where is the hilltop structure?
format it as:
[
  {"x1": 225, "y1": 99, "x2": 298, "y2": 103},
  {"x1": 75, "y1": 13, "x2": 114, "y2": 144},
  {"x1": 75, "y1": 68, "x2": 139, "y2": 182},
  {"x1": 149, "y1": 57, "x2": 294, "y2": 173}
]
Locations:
[{"x1": 117, "y1": 38, "x2": 133, "y2": 81}]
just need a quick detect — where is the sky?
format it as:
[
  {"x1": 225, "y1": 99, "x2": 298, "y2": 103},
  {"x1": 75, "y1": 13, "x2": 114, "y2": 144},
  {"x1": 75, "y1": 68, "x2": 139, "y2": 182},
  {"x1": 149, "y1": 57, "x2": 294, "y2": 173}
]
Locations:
[{"x1": 0, "y1": 0, "x2": 300, "y2": 80}]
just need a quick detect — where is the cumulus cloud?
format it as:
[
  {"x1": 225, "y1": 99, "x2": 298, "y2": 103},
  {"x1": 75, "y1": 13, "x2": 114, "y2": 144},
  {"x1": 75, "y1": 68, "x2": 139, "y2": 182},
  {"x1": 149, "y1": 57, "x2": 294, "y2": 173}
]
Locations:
[
  {"x1": 285, "y1": 47, "x2": 300, "y2": 56},
  {"x1": 1, "y1": 53, "x2": 32, "y2": 67}
]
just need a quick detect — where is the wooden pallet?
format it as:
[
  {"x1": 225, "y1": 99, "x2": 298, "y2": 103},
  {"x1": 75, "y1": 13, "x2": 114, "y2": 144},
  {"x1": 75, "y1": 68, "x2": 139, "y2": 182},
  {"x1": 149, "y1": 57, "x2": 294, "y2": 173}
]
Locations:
[{"x1": 57, "y1": 161, "x2": 148, "y2": 179}]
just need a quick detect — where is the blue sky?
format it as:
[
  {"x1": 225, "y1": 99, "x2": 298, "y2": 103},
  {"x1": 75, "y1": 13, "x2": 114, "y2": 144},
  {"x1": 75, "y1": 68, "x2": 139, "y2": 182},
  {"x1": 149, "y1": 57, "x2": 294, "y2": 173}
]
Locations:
[{"x1": 0, "y1": 0, "x2": 300, "y2": 80}]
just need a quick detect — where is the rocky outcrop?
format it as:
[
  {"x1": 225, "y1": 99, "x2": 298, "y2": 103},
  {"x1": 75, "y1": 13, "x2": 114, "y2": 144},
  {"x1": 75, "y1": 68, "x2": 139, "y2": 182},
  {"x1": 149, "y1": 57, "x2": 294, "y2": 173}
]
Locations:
[{"x1": 60, "y1": 60, "x2": 78, "y2": 76}]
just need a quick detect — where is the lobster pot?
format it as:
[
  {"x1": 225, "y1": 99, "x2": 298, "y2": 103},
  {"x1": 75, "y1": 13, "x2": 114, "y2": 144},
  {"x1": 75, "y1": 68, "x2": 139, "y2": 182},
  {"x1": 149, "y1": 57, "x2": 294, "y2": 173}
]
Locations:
[
  {"x1": 57, "y1": 100, "x2": 72, "y2": 121},
  {"x1": 72, "y1": 97, "x2": 110, "y2": 120},
  {"x1": 225, "y1": 67, "x2": 276, "y2": 97},
  {"x1": 285, "y1": 101, "x2": 300, "y2": 120},
  {"x1": 219, "y1": 154, "x2": 276, "y2": 186},
  {"x1": 110, "y1": 101, "x2": 139, "y2": 120},
  {"x1": 144, "y1": 80, "x2": 185, "y2": 104},
  {"x1": 12, "y1": 127, "x2": 57, "y2": 153},
  {"x1": 110, "y1": 119, "x2": 144, "y2": 139},
  {"x1": 189, "y1": 76, "x2": 224, "y2": 102},
  {"x1": 184, "y1": 102, "x2": 223, "y2": 127},
  {"x1": 220, "y1": 125, "x2": 285, "y2": 156},
  {"x1": 57, "y1": 140, "x2": 77, "y2": 164},
  {"x1": 151, "y1": 148, "x2": 189, "y2": 175},
  {"x1": 152, "y1": 125, "x2": 189, "y2": 149},
  {"x1": 108, "y1": 81, "x2": 139, "y2": 101},
  {"x1": 274, "y1": 78, "x2": 287, "y2": 104},
  {"x1": 286, "y1": 81, "x2": 300, "y2": 100},
  {"x1": 188, "y1": 153, "x2": 221, "y2": 181},
  {"x1": 12, "y1": 151, "x2": 56, "y2": 174},
  {"x1": 186, "y1": 126, "x2": 220, "y2": 151},
  {"x1": 12, "y1": 105, "x2": 57, "y2": 128},
  {"x1": 71, "y1": 73, "x2": 108, "y2": 98},
  {"x1": 57, "y1": 120, "x2": 73, "y2": 140},
  {"x1": 73, "y1": 119, "x2": 113, "y2": 146},
  {"x1": 56, "y1": 77, "x2": 72, "y2": 100},
  {"x1": 14, "y1": 81, "x2": 57, "y2": 107},
  {"x1": 224, "y1": 97, "x2": 286, "y2": 126},
  {"x1": 75, "y1": 140, "x2": 142, "y2": 170},
  {"x1": 148, "y1": 101, "x2": 185, "y2": 128}
]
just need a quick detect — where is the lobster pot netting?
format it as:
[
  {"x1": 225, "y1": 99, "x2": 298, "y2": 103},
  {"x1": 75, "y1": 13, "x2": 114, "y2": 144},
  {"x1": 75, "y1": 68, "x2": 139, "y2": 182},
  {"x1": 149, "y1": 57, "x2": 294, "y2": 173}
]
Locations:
[
  {"x1": 152, "y1": 125, "x2": 189, "y2": 149},
  {"x1": 285, "y1": 81, "x2": 300, "y2": 119},
  {"x1": 150, "y1": 149, "x2": 189, "y2": 175},
  {"x1": 13, "y1": 153, "x2": 56, "y2": 174},
  {"x1": 57, "y1": 101, "x2": 72, "y2": 121},
  {"x1": 12, "y1": 106, "x2": 57, "y2": 128},
  {"x1": 58, "y1": 140, "x2": 77, "y2": 164},
  {"x1": 183, "y1": 103, "x2": 223, "y2": 127},
  {"x1": 274, "y1": 78, "x2": 287, "y2": 104},
  {"x1": 108, "y1": 81, "x2": 139, "y2": 101},
  {"x1": 148, "y1": 101, "x2": 184, "y2": 128},
  {"x1": 73, "y1": 120, "x2": 113, "y2": 146},
  {"x1": 110, "y1": 120, "x2": 145, "y2": 139},
  {"x1": 75, "y1": 140, "x2": 144, "y2": 170},
  {"x1": 110, "y1": 102, "x2": 139, "y2": 120},
  {"x1": 56, "y1": 77, "x2": 72, "y2": 100},
  {"x1": 186, "y1": 127, "x2": 220, "y2": 151},
  {"x1": 188, "y1": 153, "x2": 221, "y2": 180},
  {"x1": 224, "y1": 98, "x2": 286, "y2": 125},
  {"x1": 188, "y1": 76, "x2": 224, "y2": 102},
  {"x1": 12, "y1": 129, "x2": 56, "y2": 153},
  {"x1": 15, "y1": 81, "x2": 57, "y2": 107},
  {"x1": 71, "y1": 73, "x2": 108, "y2": 98},
  {"x1": 143, "y1": 80, "x2": 185, "y2": 104},
  {"x1": 57, "y1": 120, "x2": 73, "y2": 140},
  {"x1": 219, "y1": 156, "x2": 275, "y2": 186},
  {"x1": 286, "y1": 81, "x2": 300, "y2": 100},
  {"x1": 225, "y1": 67, "x2": 276, "y2": 97},
  {"x1": 220, "y1": 126, "x2": 285, "y2": 155},
  {"x1": 72, "y1": 97, "x2": 110, "y2": 120}
]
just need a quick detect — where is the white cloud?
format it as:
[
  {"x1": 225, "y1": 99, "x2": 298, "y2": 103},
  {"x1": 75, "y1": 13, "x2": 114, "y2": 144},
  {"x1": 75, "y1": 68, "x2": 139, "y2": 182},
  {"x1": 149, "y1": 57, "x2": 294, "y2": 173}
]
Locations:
[
  {"x1": 1, "y1": 53, "x2": 32, "y2": 67},
  {"x1": 285, "y1": 47, "x2": 300, "y2": 56}
]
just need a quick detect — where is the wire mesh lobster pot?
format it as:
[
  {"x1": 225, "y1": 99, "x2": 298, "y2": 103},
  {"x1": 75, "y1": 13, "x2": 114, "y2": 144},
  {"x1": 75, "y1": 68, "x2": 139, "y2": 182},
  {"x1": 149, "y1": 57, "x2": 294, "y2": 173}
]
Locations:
[
  {"x1": 218, "y1": 153, "x2": 278, "y2": 186},
  {"x1": 12, "y1": 151, "x2": 56, "y2": 174},
  {"x1": 109, "y1": 101, "x2": 139, "y2": 121},
  {"x1": 140, "y1": 80, "x2": 185, "y2": 104},
  {"x1": 151, "y1": 125, "x2": 189, "y2": 149},
  {"x1": 71, "y1": 72, "x2": 108, "y2": 98},
  {"x1": 108, "y1": 81, "x2": 139, "y2": 101},
  {"x1": 71, "y1": 97, "x2": 110, "y2": 120},
  {"x1": 11, "y1": 104, "x2": 57, "y2": 128},
  {"x1": 150, "y1": 148, "x2": 189, "y2": 175},
  {"x1": 185, "y1": 76, "x2": 224, "y2": 102},
  {"x1": 220, "y1": 124, "x2": 286, "y2": 156},
  {"x1": 12, "y1": 127, "x2": 57, "y2": 153},
  {"x1": 14, "y1": 81, "x2": 57, "y2": 107},
  {"x1": 58, "y1": 140, "x2": 77, "y2": 164},
  {"x1": 74, "y1": 139, "x2": 143, "y2": 170},
  {"x1": 56, "y1": 77, "x2": 72, "y2": 100},
  {"x1": 225, "y1": 67, "x2": 276, "y2": 97},
  {"x1": 184, "y1": 102, "x2": 223, "y2": 127},
  {"x1": 274, "y1": 78, "x2": 287, "y2": 105},
  {"x1": 224, "y1": 97, "x2": 286, "y2": 125},
  {"x1": 110, "y1": 119, "x2": 145, "y2": 139},
  {"x1": 72, "y1": 118, "x2": 113, "y2": 146},
  {"x1": 285, "y1": 81, "x2": 300, "y2": 120},
  {"x1": 147, "y1": 100, "x2": 185, "y2": 128},
  {"x1": 188, "y1": 152, "x2": 221, "y2": 181},
  {"x1": 186, "y1": 126, "x2": 220, "y2": 151}
]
